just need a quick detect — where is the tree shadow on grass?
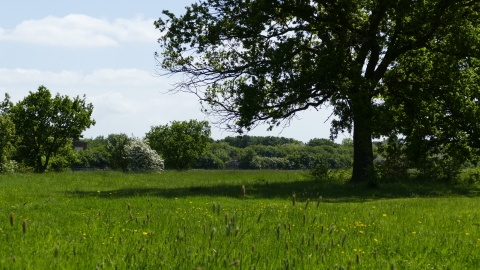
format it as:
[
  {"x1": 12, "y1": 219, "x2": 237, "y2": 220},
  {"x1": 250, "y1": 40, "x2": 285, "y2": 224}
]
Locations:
[{"x1": 65, "y1": 179, "x2": 480, "y2": 203}]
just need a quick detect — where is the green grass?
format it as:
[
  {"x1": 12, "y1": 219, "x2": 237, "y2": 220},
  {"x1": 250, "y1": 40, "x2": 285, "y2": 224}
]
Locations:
[{"x1": 1, "y1": 170, "x2": 480, "y2": 269}]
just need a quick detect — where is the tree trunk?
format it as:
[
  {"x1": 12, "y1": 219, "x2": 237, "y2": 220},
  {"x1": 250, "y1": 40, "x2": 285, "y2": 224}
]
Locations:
[{"x1": 350, "y1": 93, "x2": 375, "y2": 184}]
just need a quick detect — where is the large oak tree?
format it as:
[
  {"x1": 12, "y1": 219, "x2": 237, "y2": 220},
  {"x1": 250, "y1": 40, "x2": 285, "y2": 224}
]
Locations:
[{"x1": 155, "y1": 0, "x2": 480, "y2": 183}]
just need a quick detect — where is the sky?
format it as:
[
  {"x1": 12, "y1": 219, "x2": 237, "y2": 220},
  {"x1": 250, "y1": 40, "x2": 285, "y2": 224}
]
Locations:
[{"x1": 0, "y1": 0, "x2": 350, "y2": 143}]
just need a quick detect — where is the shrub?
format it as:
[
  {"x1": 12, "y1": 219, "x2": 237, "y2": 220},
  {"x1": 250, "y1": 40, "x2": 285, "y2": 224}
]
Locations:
[{"x1": 125, "y1": 138, "x2": 164, "y2": 172}]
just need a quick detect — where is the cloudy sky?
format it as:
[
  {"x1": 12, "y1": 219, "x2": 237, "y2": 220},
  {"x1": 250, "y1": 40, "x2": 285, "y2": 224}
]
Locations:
[{"x1": 0, "y1": 0, "x2": 349, "y2": 143}]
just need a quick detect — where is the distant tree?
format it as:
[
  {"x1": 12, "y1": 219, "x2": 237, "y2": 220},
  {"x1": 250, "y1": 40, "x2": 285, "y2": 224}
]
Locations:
[
  {"x1": 0, "y1": 93, "x2": 16, "y2": 169},
  {"x1": 194, "y1": 151, "x2": 225, "y2": 169},
  {"x1": 125, "y1": 138, "x2": 164, "y2": 172},
  {"x1": 10, "y1": 86, "x2": 95, "y2": 173},
  {"x1": 307, "y1": 138, "x2": 337, "y2": 148},
  {"x1": 146, "y1": 120, "x2": 211, "y2": 170},
  {"x1": 0, "y1": 114, "x2": 16, "y2": 169},
  {"x1": 106, "y1": 133, "x2": 131, "y2": 171}
]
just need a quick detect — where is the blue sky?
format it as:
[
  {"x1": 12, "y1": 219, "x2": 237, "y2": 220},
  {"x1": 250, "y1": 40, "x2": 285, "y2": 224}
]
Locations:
[{"x1": 0, "y1": 0, "x2": 348, "y2": 143}]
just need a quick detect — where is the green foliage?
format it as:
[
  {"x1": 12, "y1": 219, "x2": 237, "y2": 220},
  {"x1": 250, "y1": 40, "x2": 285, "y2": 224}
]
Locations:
[
  {"x1": 73, "y1": 136, "x2": 110, "y2": 169},
  {"x1": 156, "y1": 0, "x2": 480, "y2": 183},
  {"x1": 307, "y1": 138, "x2": 336, "y2": 148},
  {"x1": 106, "y1": 134, "x2": 131, "y2": 171},
  {"x1": 9, "y1": 86, "x2": 95, "y2": 173},
  {"x1": 375, "y1": 137, "x2": 410, "y2": 182},
  {"x1": 310, "y1": 160, "x2": 333, "y2": 182},
  {"x1": 48, "y1": 141, "x2": 79, "y2": 172},
  {"x1": 220, "y1": 135, "x2": 301, "y2": 148},
  {"x1": 0, "y1": 114, "x2": 16, "y2": 168},
  {"x1": 146, "y1": 120, "x2": 211, "y2": 170},
  {"x1": 194, "y1": 151, "x2": 225, "y2": 169}
]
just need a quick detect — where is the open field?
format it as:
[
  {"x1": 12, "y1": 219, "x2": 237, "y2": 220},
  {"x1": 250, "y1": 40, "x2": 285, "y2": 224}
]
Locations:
[{"x1": 1, "y1": 170, "x2": 480, "y2": 269}]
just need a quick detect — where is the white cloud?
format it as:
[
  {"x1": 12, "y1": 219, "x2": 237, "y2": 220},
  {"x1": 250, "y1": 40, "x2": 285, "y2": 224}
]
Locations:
[
  {"x1": 0, "y1": 68, "x2": 163, "y2": 88},
  {"x1": 88, "y1": 92, "x2": 137, "y2": 115},
  {"x1": 82, "y1": 69, "x2": 160, "y2": 86},
  {"x1": 0, "y1": 68, "x2": 83, "y2": 85},
  {"x1": 0, "y1": 14, "x2": 159, "y2": 48}
]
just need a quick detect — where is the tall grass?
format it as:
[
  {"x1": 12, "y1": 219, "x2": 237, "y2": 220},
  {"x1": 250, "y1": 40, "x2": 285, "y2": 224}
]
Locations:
[{"x1": 0, "y1": 170, "x2": 479, "y2": 269}]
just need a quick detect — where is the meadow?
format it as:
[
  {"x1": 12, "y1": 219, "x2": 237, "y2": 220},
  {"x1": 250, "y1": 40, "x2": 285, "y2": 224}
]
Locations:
[{"x1": 1, "y1": 170, "x2": 480, "y2": 269}]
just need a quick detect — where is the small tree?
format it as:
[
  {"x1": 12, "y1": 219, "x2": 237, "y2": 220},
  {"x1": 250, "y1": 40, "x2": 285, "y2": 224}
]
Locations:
[
  {"x1": 10, "y1": 86, "x2": 95, "y2": 173},
  {"x1": 106, "y1": 134, "x2": 131, "y2": 171},
  {"x1": 125, "y1": 138, "x2": 164, "y2": 172},
  {"x1": 146, "y1": 120, "x2": 211, "y2": 170}
]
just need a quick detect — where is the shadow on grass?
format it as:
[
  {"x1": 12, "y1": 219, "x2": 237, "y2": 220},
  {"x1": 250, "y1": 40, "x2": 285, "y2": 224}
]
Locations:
[{"x1": 65, "y1": 179, "x2": 480, "y2": 202}]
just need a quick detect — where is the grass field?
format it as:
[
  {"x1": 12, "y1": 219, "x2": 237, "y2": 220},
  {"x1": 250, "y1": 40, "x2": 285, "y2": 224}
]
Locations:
[{"x1": 1, "y1": 170, "x2": 480, "y2": 269}]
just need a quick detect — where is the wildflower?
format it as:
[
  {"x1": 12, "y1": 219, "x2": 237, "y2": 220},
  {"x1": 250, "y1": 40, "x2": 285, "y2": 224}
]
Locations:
[
  {"x1": 372, "y1": 206, "x2": 376, "y2": 209},
  {"x1": 359, "y1": 231, "x2": 364, "y2": 234},
  {"x1": 382, "y1": 214, "x2": 387, "y2": 217},
  {"x1": 374, "y1": 238, "x2": 378, "y2": 242},
  {"x1": 466, "y1": 233, "x2": 470, "y2": 236},
  {"x1": 143, "y1": 232, "x2": 148, "y2": 235},
  {"x1": 412, "y1": 232, "x2": 417, "y2": 235}
]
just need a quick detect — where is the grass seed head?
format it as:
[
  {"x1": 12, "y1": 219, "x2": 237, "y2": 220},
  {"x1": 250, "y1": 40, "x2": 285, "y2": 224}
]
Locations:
[
  {"x1": 341, "y1": 234, "x2": 347, "y2": 247},
  {"x1": 305, "y1": 198, "x2": 310, "y2": 209},
  {"x1": 230, "y1": 259, "x2": 240, "y2": 266},
  {"x1": 22, "y1": 219, "x2": 27, "y2": 234},
  {"x1": 10, "y1": 213, "x2": 14, "y2": 226},
  {"x1": 329, "y1": 225, "x2": 335, "y2": 234},
  {"x1": 242, "y1": 185, "x2": 246, "y2": 197},
  {"x1": 317, "y1": 196, "x2": 322, "y2": 208},
  {"x1": 356, "y1": 253, "x2": 360, "y2": 264},
  {"x1": 210, "y1": 227, "x2": 217, "y2": 240},
  {"x1": 292, "y1": 194, "x2": 296, "y2": 206},
  {"x1": 235, "y1": 226, "x2": 240, "y2": 237},
  {"x1": 303, "y1": 213, "x2": 306, "y2": 224},
  {"x1": 127, "y1": 204, "x2": 130, "y2": 210}
]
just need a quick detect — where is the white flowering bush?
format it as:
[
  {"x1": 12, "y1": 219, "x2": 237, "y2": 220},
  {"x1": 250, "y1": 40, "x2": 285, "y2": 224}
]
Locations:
[{"x1": 125, "y1": 138, "x2": 164, "y2": 172}]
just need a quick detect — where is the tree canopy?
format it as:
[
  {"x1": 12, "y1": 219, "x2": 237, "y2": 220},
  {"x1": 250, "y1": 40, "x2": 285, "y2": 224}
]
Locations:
[
  {"x1": 146, "y1": 120, "x2": 211, "y2": 170},
  {"x1": 155, "y1": 0, "x2": 480, "y2": 183},
  {"x1": 10, "y1": 86, "x2": 95, "y2": 173}
]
